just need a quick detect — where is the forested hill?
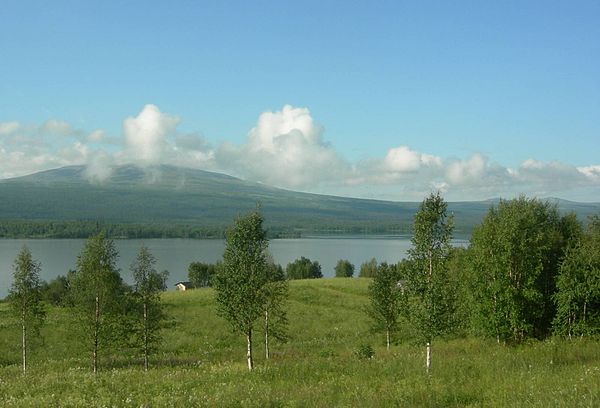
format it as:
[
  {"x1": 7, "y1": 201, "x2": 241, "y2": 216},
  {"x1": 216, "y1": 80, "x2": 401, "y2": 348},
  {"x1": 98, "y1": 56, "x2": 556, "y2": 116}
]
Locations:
[{"x1": 0, "y1": 165, "x2": 598, "y2": 238}]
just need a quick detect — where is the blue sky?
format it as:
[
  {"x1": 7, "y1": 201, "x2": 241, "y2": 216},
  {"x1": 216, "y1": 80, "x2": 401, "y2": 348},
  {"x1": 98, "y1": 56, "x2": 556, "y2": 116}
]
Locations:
[{"x1": 1, "y1": 1, "x2": 599, "y2": 201}]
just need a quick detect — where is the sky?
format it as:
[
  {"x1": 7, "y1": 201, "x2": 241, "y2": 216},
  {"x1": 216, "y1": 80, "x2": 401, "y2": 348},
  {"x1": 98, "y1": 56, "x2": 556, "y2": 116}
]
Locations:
[{"x1": 1, "y1": 0, "x2": 599, "y2": 201}]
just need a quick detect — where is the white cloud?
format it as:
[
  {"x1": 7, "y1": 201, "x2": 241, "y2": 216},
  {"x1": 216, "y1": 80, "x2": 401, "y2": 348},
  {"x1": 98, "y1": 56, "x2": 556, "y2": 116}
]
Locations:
[
  {"x1": 84, "y1": 151, "x2": 115, "y2": 183},
  {"x1": 215, "y1": 105, "x2": 348, "y2": 189},
  {"x1": 88, "y1": 129, "x2": 106, "y2": 142},
  {"x1": 578, "y1": 165, "x2": 600, "y2": 182},
  {"x1": 1, "y1": 105, "x2": 599, "y2": 201},
  {"x1": 446, "y1": 154, "x2": 486, "y2": 185},
  {"x1": 41, "y1": 119, "x2": 74, "y2": 136},
  {"x1": 0, "y1": 121, "x2": 20, "y2": 135},
  {"x1": 123, "y1": 104, "x2": 180, "y2": 165},
  {"x1": 383, "y1": 146, "x2": 423, "y2": 172}
]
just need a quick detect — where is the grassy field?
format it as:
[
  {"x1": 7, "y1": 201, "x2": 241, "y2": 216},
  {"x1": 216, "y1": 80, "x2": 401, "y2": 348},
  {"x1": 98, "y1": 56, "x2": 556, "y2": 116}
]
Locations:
[{"x1": 1, "y1": 278, "x2": 599, "y2": 407}]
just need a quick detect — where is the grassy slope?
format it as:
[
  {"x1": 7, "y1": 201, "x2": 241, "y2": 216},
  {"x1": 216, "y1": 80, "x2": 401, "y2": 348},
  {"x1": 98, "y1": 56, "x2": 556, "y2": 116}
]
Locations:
[{"x1": 0, "y1": 278, "x2": 599, "y2": 407}]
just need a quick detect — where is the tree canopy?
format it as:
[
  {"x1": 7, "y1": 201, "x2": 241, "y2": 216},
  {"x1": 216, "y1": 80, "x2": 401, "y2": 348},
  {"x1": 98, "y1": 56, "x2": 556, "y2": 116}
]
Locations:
[
  {"x1": 286, "y1": 257, "x2": 322, "y2": 280},
  {"x1": 335, "y1": 259, "x2": 354, "y2": 278}
]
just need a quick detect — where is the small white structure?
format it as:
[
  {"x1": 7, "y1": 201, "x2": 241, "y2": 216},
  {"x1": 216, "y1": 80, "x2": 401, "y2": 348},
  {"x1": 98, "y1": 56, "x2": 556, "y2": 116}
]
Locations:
[{"x1": 175, "y1": 281, "x2": 193, "y2": 291}]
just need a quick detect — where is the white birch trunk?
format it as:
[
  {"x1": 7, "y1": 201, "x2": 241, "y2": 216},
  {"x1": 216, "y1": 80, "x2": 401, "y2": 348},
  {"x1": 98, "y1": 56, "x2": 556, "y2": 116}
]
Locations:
[
  {"x1": 426, "y1": 342, "x2": 431, "y2": 373},
  {"x1": 265, "y1": 309, "x2": 269, "y2": 360},
  {"x1": 22, "y1": 309, "x2": 26, "y2": 373},
  {"x1": 143, "y1": 301, "x2": 148, "y2": 371},
  {"x1": 93, "y1": 294, "x2": 99, "y2": 374},
  {"x1": 386, "y1": 328, "x2": 390, "y2": 351},
  {"x1": 247, "y1": 330, "x2": 253, "y2": 371}
]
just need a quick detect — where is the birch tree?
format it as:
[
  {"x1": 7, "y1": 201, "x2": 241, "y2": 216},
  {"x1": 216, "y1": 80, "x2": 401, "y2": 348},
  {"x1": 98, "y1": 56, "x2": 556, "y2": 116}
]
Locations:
[
  {"x1": 131, "y1": 245, "x2": 168, "y2": 371},
  {"x1": 553, "y1": 221, "x2": 600, "y2": 337},
  {"x1": 469, "y1": 197, "x2": 569, "y2": 342},
  {"x1": 70, "y1": 232, "x2": 126, "y2": 373},
  {"x1": 213, "y1": 210, "x2": 269, "y2": 370},
  {"x1": 367, "y1": 262, "x2": 405, "y2": 350},
  {"x1": 9, "y1": 246, "x2": 46, "y2": 373},
  {"x1": 406, "y1": 192, "x2": 454, "y2": 373}
]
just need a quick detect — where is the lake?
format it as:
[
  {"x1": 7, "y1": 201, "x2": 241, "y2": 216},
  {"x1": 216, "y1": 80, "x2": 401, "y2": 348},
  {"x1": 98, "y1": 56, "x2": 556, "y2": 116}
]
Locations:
[{"x1": 0, "y1": 237, "x2": 467, "y2": 297}]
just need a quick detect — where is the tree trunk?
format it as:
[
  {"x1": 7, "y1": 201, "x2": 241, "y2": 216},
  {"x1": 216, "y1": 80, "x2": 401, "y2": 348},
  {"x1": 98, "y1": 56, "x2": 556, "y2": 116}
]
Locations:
[
  {"x1": 568, "y1": 307, "x2": 572, "y2": 340},
  {"x1": 247, "y1": 329, "x2": 254, "y2": 371},
  {"x1": 386, "y1": 328, "x2": 390, "y2": 351},
  {"x1": 426, "y1": 342, "x2": 431, "y2": 373},
  {"x1": 22, "y1": 309, "x2": 26, "y2": 374},
  {"x1": 143, "y1": 301, "x2": 148, "y2": 371},
  {"x1": 428, "y1": 250, "x2": 432, "y2": 279},
  {"x1": 265, "y1": 309, "x2": 269, "y2": 360},
  {"x1": 93, "y1": 294, "x2": 99, "y2": 374}
]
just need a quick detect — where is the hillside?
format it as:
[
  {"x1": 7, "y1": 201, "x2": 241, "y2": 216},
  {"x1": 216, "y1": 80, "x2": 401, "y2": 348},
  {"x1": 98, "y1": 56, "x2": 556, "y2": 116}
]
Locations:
[
  {"x1": 0, "y1": 165, "x2": 598, "y2": 237},
  {"x1": 0, "y1": 278, "x2": 598, "y2": 406}
]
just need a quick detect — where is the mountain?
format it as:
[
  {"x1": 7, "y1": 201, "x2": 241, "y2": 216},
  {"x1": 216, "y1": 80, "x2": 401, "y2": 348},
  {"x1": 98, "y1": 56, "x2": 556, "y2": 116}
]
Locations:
[{"x1": 0, "y1": 165, "x2": 598, "y2": 237}]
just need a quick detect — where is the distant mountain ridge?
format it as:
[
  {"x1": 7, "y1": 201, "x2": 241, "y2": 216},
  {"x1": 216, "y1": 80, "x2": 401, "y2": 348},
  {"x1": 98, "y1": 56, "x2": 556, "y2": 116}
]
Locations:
[{"x1": 1, "y1": 165, "x2": 598, "y2": 237}]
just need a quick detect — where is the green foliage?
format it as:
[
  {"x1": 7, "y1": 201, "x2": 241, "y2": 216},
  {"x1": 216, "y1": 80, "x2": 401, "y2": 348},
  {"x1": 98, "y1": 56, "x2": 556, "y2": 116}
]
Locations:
[
  {"x1": 130, "y1": 246, "x2": 169, "y2": 370},
  {"x1": 469, "y1": 197, "x2": 572, "y2": 342},
  {"x1": 188, "y1": 262, "x2": 217, "y2": 288},
  {"x1": 40, "y1": 273, "x2": 72, "y2": 306},
  {"x1": 262, "y1": 261, "x2": 289, "y2": 353},
  {"x1": 354, "y1": 343, "x2": 375, "y2": 359},
  {"x1": 553, "y1": 222, "x2": 600, "y2": 337},
  {"x1": 367, "y1": 262, "x2": 406, "y2": 348},
  {"x1": 359, "y1": 257, "x2": 378, "y2": 277},
  {"x1": 445, "y1": 247, "x2": 474, "y2": 336},
  {"x1": 334, "y1": 259, "x2": 354, "y2": 277},
  {"x1": 406, "y1": 192, "x2": 455, "y2": 346},
  {"x1": 69, "y1": 232, "x2": 128, "y2": 372},
  {"x1": 9, "y1": 246, "x2": 46, "y2": 372},
  {"x1": 213, "y1": 209, "x2": 270, "y2": 369},
  {"x1": 286, "y1": 256, "x2": 323, "y2": 280}
]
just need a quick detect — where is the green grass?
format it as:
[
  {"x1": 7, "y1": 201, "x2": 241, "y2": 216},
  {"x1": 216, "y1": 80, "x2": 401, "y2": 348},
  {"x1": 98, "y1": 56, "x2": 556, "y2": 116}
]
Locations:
[{"x1": 1, "y1": 278, "x2": 599, "y2": 407}]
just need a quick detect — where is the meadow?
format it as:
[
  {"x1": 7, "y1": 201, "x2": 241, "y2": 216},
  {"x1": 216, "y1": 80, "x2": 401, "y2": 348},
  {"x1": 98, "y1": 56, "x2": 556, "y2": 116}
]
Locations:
[{"x1": 1, "y1": 278, "x2": 599, "y2": 407}]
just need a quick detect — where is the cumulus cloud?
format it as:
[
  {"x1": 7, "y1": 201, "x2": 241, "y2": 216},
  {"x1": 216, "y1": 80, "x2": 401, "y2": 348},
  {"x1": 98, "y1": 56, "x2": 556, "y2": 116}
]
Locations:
[
  {"x1": 446, "y1": 154, "x2": 486, "y2": 185},
  {"x1": 123, "y1": 104, "x2": 180, "y2": 165},
  {"x1": 384, "y1": 146, "x2": 425, "y2": 172},
  {"x1": 578, "y1": 165, "x2": 600, "y2": 182},
  {"x1": 216, "y1": 105, "x2": 348, "y2": 189}
]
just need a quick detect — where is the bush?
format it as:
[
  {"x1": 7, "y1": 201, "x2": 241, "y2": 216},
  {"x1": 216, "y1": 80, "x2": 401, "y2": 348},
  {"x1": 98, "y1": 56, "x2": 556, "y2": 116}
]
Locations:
[
  {"x1": 40, "y1": 272, "x2": 75, "y2": 306},
  {"x1": 188, "y1": 262, "x2": 217, "y2": 288},
  {"x1": 335, "y1": 259, "x2": 354, "y2": 278},
  {"x1": 354, "y1": 343, "x2": 374, "y2": 360},
  {"x1": 359, "y1": 258, "x2": 378, "y2": 278},
  {"x1": 286, "y1": 257, "x2": 322, "y2": 280}
]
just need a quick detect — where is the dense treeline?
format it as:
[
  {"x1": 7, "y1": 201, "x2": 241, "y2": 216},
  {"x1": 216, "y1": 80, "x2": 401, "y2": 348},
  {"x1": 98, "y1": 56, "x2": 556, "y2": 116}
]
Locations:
[
  {"x1": 0, "y1": 220, "x2": 224, "y2": 239},
  {"x1": 0, "y1": 219, "x2": 413, "y2": 239}
]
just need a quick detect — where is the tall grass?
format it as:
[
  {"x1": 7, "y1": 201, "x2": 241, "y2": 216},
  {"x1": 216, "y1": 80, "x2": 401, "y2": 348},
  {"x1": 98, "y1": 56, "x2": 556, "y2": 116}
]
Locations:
[{"x1": 1, "y1": 278, "x2": 598, "y2": 407}]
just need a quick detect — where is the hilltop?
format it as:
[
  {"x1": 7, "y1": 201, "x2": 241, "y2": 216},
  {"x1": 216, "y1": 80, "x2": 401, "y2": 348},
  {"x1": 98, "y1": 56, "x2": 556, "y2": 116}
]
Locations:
[{"x1": 0, "y1": 165, "x2": 598, "y2": 237}]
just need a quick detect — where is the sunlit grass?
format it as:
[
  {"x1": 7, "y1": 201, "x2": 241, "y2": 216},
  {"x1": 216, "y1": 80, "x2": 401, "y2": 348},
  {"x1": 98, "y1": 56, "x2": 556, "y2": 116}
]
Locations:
[{"x1": 1, "y1": 278, "x2": 599, "y2": 406}]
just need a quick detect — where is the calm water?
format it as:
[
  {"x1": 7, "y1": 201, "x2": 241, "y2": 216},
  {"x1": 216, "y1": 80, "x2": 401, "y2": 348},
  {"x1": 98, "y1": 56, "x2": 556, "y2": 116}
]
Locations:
[{"x1": 0, "y1": 237, "x2": 466, "y2": 297}]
